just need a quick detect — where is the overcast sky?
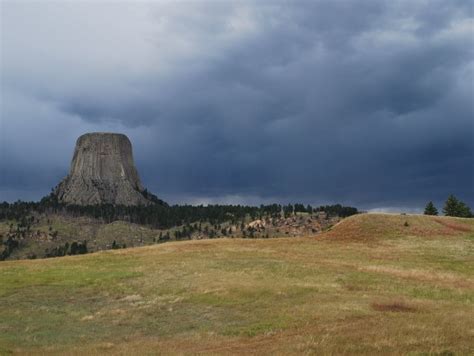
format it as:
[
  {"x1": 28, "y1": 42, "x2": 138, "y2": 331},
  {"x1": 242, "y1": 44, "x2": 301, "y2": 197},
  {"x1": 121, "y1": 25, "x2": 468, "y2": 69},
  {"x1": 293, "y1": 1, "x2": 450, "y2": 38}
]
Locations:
[{"x1": 1, "y1": 0, "x2": 473, "y2": 211}]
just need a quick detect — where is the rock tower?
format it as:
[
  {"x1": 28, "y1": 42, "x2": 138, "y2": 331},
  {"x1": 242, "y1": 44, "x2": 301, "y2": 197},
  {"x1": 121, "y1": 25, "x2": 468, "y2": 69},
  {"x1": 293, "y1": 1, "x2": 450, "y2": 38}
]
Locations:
[{"x1": 54, "y1": 132, "x2": 156, "y2": 206}]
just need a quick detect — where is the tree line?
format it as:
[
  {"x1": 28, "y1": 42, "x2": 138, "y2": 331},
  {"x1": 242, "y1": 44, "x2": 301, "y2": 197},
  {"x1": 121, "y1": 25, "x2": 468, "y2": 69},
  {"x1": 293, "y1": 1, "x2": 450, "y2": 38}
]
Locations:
[
  {"x1": 0, "y1": 194, "x2": 359, "y2": 229},
  {"x1": 44, "y1": 241, "x2": 88, "y2": 258},
  {"x1": 424, "y1": 195, "x2": 472, "y2": 217}
]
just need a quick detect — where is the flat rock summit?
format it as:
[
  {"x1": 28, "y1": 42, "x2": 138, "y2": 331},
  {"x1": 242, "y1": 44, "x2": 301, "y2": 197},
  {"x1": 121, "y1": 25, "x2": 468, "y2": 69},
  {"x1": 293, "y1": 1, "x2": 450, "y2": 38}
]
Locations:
[{"x1": 54, "y1": 132, "x2": 157, "y2": 206}]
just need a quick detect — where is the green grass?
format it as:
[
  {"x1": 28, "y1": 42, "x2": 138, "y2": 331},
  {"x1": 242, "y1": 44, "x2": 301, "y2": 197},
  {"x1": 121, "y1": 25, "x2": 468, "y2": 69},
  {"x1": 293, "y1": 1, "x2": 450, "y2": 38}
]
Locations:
[{"x1": 0, "y1": 214, "x2": 473, "y2": 354}]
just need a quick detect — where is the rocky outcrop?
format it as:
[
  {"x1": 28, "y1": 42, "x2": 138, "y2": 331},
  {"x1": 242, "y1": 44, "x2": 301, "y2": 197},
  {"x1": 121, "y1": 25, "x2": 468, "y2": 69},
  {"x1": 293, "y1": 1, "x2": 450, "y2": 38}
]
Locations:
[{"x1": 54, "y1": 132, "x2": 157, "y2": 206}]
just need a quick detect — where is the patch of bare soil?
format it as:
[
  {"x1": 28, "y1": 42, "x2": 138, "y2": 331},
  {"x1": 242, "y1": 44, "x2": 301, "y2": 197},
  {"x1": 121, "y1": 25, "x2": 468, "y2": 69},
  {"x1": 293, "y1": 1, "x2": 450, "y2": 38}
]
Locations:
[{"x1": 371, "y1": 301, "x2": 417, "y2": 313}]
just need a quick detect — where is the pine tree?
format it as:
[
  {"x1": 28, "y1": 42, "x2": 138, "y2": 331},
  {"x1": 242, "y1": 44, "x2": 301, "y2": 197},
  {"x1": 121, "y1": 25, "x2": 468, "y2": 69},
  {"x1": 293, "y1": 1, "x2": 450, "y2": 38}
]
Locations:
[
  {"x1": 424, "y1": 201, "x2": 438, "y2": 216},
  {"x1": 442, "y1": 195, "x2": 472, "y2": 217},
  {"x1": 457, "y1": 201, "x2": 472, "y2": 218},
  {"x1": 443, "y1": 195, "x2": 460, "y2": 216},
  {"x1": 70, "y1": 242, "x2": 78, "y2": 255}
]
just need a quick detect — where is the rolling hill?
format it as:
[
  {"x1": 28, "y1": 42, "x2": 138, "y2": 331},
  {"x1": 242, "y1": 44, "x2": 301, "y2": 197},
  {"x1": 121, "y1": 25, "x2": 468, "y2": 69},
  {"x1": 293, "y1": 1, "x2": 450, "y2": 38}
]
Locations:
[{"x1": 1, "y1": 213, "x2": 473, "y2": 354}]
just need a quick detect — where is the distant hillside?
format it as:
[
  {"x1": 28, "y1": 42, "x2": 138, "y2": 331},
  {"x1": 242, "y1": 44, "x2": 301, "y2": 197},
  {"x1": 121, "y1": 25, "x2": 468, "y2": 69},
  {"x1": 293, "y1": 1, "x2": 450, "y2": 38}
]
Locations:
[
  {"x1": 0, "y1": 202, "x2": 356, "y2": 261},
  {"x1": 1, "y1": 214, "x2": 473, "y2": 354},
  {"x1": 0, "y1": 212, "x2": 339, "y2": 261}
]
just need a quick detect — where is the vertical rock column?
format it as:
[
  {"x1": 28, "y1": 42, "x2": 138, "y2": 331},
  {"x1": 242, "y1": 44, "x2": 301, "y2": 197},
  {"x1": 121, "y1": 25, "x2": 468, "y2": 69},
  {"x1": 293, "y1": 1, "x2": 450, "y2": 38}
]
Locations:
[{"x1": 54, "y1": 132, "x2": 154, "y2": 206}]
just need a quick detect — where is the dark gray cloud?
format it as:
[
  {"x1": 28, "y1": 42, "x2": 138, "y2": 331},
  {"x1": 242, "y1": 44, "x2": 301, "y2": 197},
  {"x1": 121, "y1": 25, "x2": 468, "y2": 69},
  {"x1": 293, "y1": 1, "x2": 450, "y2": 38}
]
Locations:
[{"x1": 1, "y1": 0, "x2": 473, "y2": 211}]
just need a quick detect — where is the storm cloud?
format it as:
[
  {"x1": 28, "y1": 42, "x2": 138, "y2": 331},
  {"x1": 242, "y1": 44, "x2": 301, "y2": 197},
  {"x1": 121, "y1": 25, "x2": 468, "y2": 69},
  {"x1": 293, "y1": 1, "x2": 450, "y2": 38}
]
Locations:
[{"x1": 1, "y1": 1, "x2": 473, "y2": 210}]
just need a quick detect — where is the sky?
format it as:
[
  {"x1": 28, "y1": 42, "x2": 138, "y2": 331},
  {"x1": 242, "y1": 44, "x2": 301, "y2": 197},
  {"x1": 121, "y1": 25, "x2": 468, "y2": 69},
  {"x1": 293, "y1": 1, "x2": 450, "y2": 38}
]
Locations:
[{"x1": 1, "y1": 0, "x2": 473, "y2": 211}]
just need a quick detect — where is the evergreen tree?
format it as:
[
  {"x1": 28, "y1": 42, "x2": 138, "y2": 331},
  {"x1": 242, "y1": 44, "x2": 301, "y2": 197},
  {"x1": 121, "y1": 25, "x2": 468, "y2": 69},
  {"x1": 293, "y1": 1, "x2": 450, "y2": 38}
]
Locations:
[
  {"x1": 443, "y1": 195, "x2": 460, "y2": 216},
  {"x1": 457, "y1": 201, "x2": 472, "y2": 218},
  {"x1": 424, "y1": 201, "x2": 438, "y2": 216},
  {"x1": 70, "y1": 242, "x2": 78, "y2": 255},
  {"x1": 443, "y1": 195, "x2": 472, "y2": 217}
]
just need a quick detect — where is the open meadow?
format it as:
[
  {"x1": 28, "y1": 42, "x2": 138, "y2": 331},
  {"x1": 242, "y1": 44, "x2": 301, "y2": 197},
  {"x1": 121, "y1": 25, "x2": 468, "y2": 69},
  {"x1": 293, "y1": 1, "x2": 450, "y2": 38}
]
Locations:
[{"x1": 1, "y1": 213, "x2": 473, "y2": 354}]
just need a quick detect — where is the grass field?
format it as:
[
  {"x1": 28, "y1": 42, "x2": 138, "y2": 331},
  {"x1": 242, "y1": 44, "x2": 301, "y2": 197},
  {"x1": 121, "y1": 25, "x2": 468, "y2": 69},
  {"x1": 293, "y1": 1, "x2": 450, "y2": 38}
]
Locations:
[{"x1": 1, "y1": 213, "x2": 473, "y2": 354}]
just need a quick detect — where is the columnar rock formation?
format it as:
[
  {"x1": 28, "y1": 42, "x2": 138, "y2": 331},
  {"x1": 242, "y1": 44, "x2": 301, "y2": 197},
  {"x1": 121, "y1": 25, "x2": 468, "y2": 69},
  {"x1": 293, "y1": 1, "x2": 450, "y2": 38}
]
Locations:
[{"x1": 54, "y1": 132, "x2": 156, "y2": 206}]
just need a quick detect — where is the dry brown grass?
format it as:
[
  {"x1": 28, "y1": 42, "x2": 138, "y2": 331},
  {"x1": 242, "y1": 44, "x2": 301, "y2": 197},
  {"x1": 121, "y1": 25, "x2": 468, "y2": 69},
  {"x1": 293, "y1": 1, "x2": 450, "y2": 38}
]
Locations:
[
  {"x1": 434, "y1": 217, "x2": 473, "y2": 232},
  {"x1": 323, "y1": 213, "x2": 474, "y2": 241}
]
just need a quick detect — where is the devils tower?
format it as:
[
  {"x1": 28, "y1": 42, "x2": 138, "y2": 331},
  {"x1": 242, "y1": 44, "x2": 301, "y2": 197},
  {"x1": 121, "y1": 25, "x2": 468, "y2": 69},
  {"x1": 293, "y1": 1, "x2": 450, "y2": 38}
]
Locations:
[{"x1": 54, "y1": 132, "x2": 157, "y2": 206}]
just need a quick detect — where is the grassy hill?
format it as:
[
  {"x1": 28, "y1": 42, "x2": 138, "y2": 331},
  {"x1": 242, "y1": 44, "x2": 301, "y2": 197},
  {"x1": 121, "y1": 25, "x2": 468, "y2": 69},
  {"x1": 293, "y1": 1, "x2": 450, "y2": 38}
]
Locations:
[{"x1": 1, "y1": 213, "x2": 473, "y2": 354}]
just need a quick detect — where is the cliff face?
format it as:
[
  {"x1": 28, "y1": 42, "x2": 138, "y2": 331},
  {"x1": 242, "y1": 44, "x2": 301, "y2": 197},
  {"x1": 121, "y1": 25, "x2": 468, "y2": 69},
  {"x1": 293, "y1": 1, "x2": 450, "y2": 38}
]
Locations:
[{"x1": 54, "y1": 133, "x2": 155, "y2": 206}]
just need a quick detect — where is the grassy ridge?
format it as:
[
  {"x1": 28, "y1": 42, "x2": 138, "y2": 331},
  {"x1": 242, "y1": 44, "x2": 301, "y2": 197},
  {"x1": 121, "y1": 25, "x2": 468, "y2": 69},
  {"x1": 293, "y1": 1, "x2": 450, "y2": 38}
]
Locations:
[{"x1": 1, "y1": 214, "x2": 473, "y2": 354}]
